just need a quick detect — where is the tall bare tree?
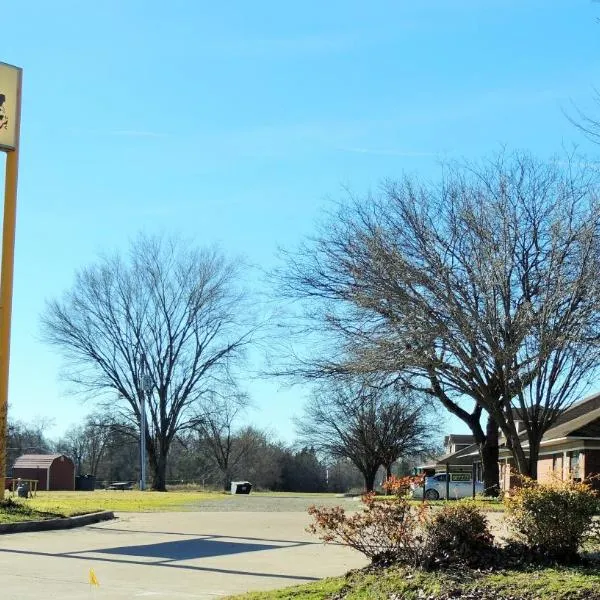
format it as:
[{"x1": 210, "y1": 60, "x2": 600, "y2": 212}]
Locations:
[
  {"x1": 280, "y1": 151, "x2": 600, "y2": 490},
  {"x1": 58, "y1": 412, "x2": 116, "y2": 477},
  {"x1": 296, "y1": 378, "x2": 433, "y2": 492},
  {"x1": 376, "y1": 392, "x2": 433, "y2": 482},
  {"x1": 191, "y1": 391, "x2": 256, "y2": 490},
  {"x1": 42, "y1": 234, "x2": 254, "y2": 490},
  {"x1": 7, "y1": 418, "x2": 52, "y2": 471}
]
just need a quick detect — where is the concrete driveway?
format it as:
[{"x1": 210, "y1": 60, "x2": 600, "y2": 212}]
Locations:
[{"x1": 0, "y1": 506, "x2": 367, "y2": 599}]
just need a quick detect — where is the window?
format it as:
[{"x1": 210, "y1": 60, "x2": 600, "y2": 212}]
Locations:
[{"x1": 569, "y1": 451, "x2": 580, "y2": 479}]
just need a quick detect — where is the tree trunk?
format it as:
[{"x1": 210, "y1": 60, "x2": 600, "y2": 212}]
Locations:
[
  {"x1": 428, "y1": 377, "x2": 500, "y2": 497},
  {"x1": 222, "y1": 471, "x2": 231, "y2": 492},
  {"x1": 150, "y1": 452, "x2": 167, "y2": 491},
  {"x1": 147, "y1": 437, "x2": 169, "y2": 491},
  {"x1": 363, "y1": 467, "x2": 378, "y2": 493},
  {"x1": 527, "y1": 442, "x2": 540, "y2": 481},
  {"x1": 480, "y1": 415, "x2": 500, "y2": 497},
  {"x1": 527, "y1": 455, "x2": 538, "y2": 480},
  {"x1": 148, "y1": 454, "x2": 166, "y2": 490},
  {"x1": 510, "y1": 442, "x2": 531, "y2": 478},
  {"x1": 384, "y1": 463, "x2": 393, "y2": 495}
]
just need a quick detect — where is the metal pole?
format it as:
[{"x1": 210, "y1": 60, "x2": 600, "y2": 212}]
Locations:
[
  {"x1": 445, "y1": 463, "x2": 450, "y2": 500},
  {"x1": 472, "y1": 461, "x2": 477, "y2": 499},
  {"x1": 0, "y1": 68, "x2": 22, "y2": 501},
  {"x1": 139, "y1": 360, "x2": 151, "y2": 492},
  {"x1": 140, "y1": 391, "x2": 146, "y2": 491}
]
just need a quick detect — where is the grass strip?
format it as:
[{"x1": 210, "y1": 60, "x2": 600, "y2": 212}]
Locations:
[
  {"x1": 1, "y1": 490, "x2": 226, "y2": 521},
  {"x1": 226, "y1": 564, "x2": 600, "y2": 600}
]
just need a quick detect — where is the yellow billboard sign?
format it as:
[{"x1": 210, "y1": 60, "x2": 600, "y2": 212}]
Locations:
[{"x1": 0, "y1": 62, "x2": 22, "y2": 152}]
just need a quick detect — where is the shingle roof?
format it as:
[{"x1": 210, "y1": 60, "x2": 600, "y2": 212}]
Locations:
[
  {"x1": 13, "y1": 454, "x2": 65, "y2": 469},
  {"x1": 500, "y1": 391, "x2": 600, "y2": 446},
  {"x1": 542, "y1": 406, "x2": 600, "y2": 442},
  {"x1": 552, "y1": 391, "x2": 600, "y2": 428}
]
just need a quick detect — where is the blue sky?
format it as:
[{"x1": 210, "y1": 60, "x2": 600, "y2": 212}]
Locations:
[{"x1": 1, "y1": 0, "x2": 600, "y2": 442}]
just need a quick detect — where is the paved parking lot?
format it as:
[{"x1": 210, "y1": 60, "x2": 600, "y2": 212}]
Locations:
[{"x1": 0, "y1": 499, "x2": 367, "y2": 599}]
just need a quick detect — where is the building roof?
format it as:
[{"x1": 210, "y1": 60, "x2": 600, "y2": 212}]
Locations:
[
  {"x1": 13, "y1": 454, "x2": 67, "y2": 469},
  {"x1": 552, "y1": 391, "x2": 600, "y2": 428},
  {"x1": 444, "y1": 434, "x2": 475, "y2": 445},
  {"x1": 420, "y1": 442, "x2": 479, "y2": 469},
  {"x1": 541, "y1": 406, "x2": 600, "y2": 442},
  {"x1": 431, "y1": 391, "x2": 600, "y2": 468}
]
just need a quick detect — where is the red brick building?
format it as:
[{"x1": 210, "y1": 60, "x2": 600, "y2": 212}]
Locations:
[
  {"x1": 499, "y1": 395, "x2": 600, "y2": 491},
  {"x1": 422, "y1": 392, "x2": 600, "y2": 493},
  {"x1": 12, "y1": 454, "x2": 75, "y2": 491}
]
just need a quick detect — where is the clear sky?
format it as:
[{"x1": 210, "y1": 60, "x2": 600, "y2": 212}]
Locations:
[{"x1": 1, "y1": 0, "x2": 600, "y2": 442}]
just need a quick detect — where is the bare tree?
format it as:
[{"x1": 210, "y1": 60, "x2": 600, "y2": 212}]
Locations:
[
  {"x1": 280, "y1": 151, "x2": 600, "y2": 490},
  {"x1": 232, "y1": 427, "x2": 287, "y2": 490},
  {"x1": 59, "y1": 412, "x2": 116, "y2": 477},
  {"x1": 58, "y1": 425, "x2": 87, "y2": 475},
  {"x1": 565, "y1": 89, "x2": 600, "y2": 145},
  {"x1": 296, "y1": 378, "x2": 434, "y2": 492},
  {"x1": 95, "y1": 422, "x2": 139, "y2": 484},
  {"x1": 192, "y1": 391, "x2": 255, "y2": 490},
  {"x1": 7, "y1": 418, "x2": 52, "y2": 470},
  {"x1": 41, "y1": 234, "x2": 254, "y2": 490},
  {"x1": 376, "y1": 392, "x2": 434, "y2": 482},
  {"x1": 85, "y1": 415, "x2": 115, "y2": 477}
]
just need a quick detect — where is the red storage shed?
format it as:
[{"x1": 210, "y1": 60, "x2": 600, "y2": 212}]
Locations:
[{"x1": 12, "y1": 454, "x2": 75, "y2": 491}]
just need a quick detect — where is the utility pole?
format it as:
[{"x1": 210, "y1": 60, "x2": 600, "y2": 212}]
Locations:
[
  {"x1": 139, "y1": 362, "x2": 152, "y2": 492},
  {"x1": 0, "y1": 62, "x2": 22, "y2": 500}
]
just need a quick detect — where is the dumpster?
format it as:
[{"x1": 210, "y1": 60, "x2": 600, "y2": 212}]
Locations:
[
  {"x1": 230, "y1": 481, "x2": 252, "y2": 494},
  {"x1": 75, "y1": 475, "x2": 97, "y2": 491}
]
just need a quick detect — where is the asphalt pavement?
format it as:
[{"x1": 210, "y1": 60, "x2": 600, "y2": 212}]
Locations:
[{"x1": 0, "y1": 502, "x2": 367, "y2": 599}]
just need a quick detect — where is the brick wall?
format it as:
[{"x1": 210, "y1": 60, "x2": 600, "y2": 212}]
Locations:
[{"x1": 537, "y1": 456, "x2": 555, "y2": 484}]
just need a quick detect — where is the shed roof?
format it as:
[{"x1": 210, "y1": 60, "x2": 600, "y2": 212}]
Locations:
[{"x1": 13, "y1": 454, "x2": 68, "y2": 469}]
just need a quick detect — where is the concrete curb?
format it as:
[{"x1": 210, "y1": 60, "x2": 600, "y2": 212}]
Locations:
[{"x1": 0, "y1": 510, "x2": 115, "y2": 535}]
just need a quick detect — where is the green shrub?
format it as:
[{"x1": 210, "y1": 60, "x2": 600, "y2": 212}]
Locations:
[
  {"x1": 504, "y1": 477, "x2": 599, "y2": 560},
  {"x1": 423, "y1": 500, "x2": 494, "y2": 567}
]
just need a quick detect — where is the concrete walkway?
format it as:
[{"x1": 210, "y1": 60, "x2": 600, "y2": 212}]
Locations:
[{"x1": 0, "y1": 510, "x2": 367, "y2": 599}]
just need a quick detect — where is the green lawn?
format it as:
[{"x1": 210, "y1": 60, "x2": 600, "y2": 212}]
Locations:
[
  {"x1": 1, "y1": 490, "x2": 226, "y2": 522},
  {"x1": 227, "y1": 564, "x2": 600, "y2": 600},
  {"x1": 372, "y1": 496, "x2": 507, "y2": 512},
  {"x1": 413, "y1": 498, "x2": 506, "y2": 512},
  {"x1": 0, "y1": 499, "x2": 64, "y2": 524}
]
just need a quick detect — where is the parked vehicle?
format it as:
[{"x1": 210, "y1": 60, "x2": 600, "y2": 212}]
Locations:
[{"x1": 410, "y1": 472, "x2": 484, "y2": 500}]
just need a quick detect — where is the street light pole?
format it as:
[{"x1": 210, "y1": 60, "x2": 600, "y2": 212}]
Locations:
[{"x1": 140, "y1": 369, "x2": 152, "y2": 492}]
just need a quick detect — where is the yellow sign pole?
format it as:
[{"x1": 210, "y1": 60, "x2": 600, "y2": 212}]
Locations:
[{"x1": 0, "y1": 64, "x2": 22, "y2": 500}]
